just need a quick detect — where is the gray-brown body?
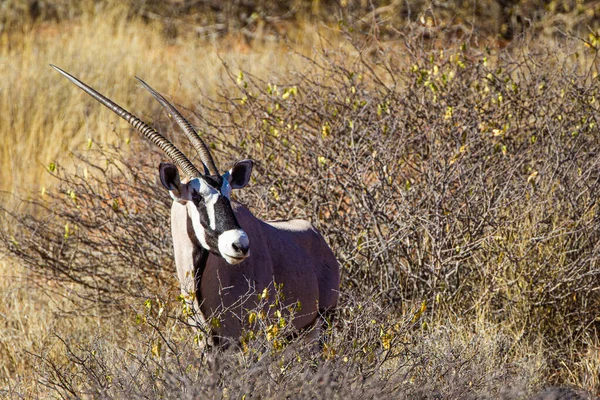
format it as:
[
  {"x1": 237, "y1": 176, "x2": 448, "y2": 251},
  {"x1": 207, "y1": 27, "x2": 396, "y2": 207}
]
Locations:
[{"x1": 172, "y1": 200, "x2": 340, "y2": 341}]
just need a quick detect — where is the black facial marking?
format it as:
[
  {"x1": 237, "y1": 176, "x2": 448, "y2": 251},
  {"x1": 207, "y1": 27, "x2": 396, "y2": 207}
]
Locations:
[
  {"x1": 213, "y1": 196, "x2": 240, "y2": 233},
  {"x1": 190, "y1": 188, "x2": 212, "y2": 236},
  {"x1": 191, "y1": 190, "x2": 202, "y2": 207},
  {"x1": 203, "y1": 175, "x2": 224, "y2": 193}
]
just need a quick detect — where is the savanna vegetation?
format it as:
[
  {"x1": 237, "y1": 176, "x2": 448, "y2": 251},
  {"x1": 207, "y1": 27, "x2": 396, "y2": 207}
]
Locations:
[{"x1": 1, "y1": 1, "x2": 599, "y2": 398}]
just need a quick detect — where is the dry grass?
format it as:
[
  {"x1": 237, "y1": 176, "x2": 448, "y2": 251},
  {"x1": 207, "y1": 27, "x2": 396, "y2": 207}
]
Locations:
[
  {"x1": 1, "y1": 2, "x2": 600, "y2": 398},
  {"x1": 0, "y1": 2, "x2": 340, "y2": 199}
]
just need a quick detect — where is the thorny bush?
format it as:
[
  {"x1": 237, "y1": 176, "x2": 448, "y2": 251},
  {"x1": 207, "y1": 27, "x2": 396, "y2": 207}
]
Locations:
[
  {"x1": 1, "y1": 36, "x2": 599, "y2": 396},
  {"x1": 21, "y1": 293, "x2": 546, "y2": 399}
]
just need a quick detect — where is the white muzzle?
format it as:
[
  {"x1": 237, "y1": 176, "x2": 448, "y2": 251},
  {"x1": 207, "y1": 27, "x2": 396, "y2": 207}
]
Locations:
[{"x1": 218, "y1": 229, "x2": 250, "y2": 265}]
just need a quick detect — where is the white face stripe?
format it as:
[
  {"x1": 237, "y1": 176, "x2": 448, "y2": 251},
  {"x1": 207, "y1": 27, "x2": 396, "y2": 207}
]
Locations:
[
  {"x1": 205, "y1": 192, "x2": 218, "y2": 230},
  {"x1": 188, "y1": 204, "x2": 209, "y2": 250}
]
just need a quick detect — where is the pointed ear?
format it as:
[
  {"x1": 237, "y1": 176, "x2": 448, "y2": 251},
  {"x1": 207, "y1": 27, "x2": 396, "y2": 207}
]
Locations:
[
  {"x1": 227, "y1": 159, "x2": 253, "y2": 189},
  {"x1": 159, "y1": 162, "x2": 183, "y2": 199}
]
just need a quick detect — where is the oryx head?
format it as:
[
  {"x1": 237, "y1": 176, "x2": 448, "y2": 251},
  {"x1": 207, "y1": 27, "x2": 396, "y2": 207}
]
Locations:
[
  {"x1": 51, "y1": 65, "x2": 253, "y2": 264},
  {"x1": 159, "y1": 161, "x2": 253, "y2": 264}
]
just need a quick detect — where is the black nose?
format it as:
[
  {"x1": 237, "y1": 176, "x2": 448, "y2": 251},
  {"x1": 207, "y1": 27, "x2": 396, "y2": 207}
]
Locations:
[{"x1": 232, "y1": 242, "x2": 249, "y2": 255}]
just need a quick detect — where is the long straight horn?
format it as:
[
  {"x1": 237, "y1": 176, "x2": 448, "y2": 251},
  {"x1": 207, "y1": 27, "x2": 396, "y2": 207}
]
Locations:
[
  {"x1": 50, "y1": 65, "x2": 201, "y2": 179},
  {"x1": 135, "y1": 77, "x2": 219, "y2": 176}
]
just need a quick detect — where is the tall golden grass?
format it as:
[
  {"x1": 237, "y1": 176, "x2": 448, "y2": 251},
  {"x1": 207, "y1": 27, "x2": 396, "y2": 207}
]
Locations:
[{"x1": 0, "y1": 4, "x2": 337, "y2": 197}]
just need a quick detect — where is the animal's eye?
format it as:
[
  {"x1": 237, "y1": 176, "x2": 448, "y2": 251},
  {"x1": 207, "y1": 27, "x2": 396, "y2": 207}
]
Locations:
[{"x1": 191, "y1": 192, "x2": 202, "y2": 206}]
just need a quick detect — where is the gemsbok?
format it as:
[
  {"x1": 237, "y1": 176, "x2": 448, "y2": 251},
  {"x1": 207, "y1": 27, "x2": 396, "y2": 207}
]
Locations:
[{"x1": 51, "y1": 65, "x2": 340, "y2": 346}]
